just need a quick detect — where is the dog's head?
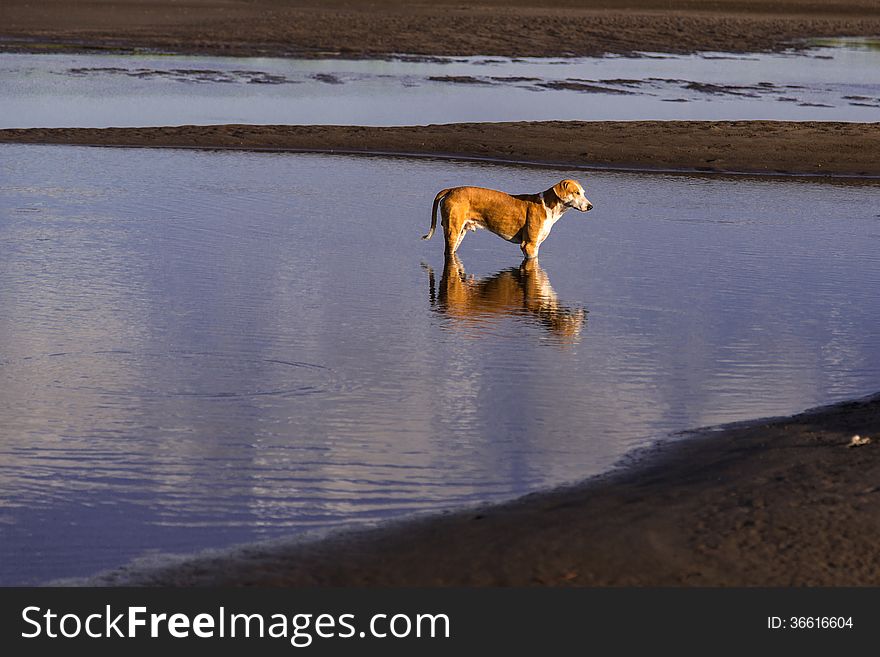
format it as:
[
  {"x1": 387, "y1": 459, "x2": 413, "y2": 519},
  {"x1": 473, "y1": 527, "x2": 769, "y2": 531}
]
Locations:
[{"x1": 553, "y1": 179, "x2": 593, "y2": 212}]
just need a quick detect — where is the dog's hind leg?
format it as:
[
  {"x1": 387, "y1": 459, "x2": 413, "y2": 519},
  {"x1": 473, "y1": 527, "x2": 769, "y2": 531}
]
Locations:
[
  {"x1": 453, "y1": 227, "x2": 468, "y2": 253},
  {"x1": 443, "y1": 209, "x2": 466, "y2": 256}
]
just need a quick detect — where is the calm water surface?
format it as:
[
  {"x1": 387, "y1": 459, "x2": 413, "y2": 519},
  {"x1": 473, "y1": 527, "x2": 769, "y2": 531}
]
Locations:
[
  {"x1": 1, "y1": 145, "x2": 879, "y2": 583},
  {"x1": 1, "y1": 41, "x2": 879, "y2": 127}
]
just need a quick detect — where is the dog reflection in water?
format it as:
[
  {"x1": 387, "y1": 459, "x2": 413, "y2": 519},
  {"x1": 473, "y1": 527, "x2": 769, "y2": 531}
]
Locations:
[{"x1": 424, "y1": 254, "x2": 587, "y2": 342}]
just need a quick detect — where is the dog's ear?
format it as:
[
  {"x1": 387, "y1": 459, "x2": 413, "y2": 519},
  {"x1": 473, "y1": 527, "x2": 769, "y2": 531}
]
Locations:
[
  {"x1": 553, "y1": 179, "x2": 576, "y2": 198},
  {"x1": 562, "y1": 179, "x2": 580, "y2": 195}
]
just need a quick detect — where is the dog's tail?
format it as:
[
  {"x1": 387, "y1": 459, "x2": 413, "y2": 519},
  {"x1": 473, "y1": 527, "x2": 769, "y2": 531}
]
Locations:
[{"x1": 423, "y1": 188, "x2": 451, "y2": 241}]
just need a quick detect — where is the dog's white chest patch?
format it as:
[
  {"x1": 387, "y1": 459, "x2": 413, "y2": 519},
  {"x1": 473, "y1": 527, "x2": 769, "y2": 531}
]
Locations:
[{"x1": 538, "y1": 197, "x2": 566, "y2": 243}]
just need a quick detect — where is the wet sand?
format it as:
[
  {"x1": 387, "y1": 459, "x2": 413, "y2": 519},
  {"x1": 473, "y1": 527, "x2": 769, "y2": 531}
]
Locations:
[
  {"x1": 3, "y1": 121, "x2": 879, "y2": 178},
  {"x1": 2, "y1": 0, "x2": 880, "y2": 58},
  {"x1": 6, "y1": 121, "x2": 880, "y2": 177},
  {"x1": 89, "y1": 394, "x2": 880, "y2": 586}
]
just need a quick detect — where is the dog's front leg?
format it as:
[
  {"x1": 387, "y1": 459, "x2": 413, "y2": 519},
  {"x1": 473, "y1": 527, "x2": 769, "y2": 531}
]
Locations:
[
  {"x1": 520, "y1": 241, "x2": 540, "y2": 259},
  {"x1": 520, "y1": 213, "x2": 543, "y2": 259}
]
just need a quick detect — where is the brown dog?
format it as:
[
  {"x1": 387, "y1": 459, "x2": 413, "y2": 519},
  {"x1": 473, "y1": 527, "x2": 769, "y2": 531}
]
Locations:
[{"x1": 422, "y1": 179, "x2": 592, "y2": 258}]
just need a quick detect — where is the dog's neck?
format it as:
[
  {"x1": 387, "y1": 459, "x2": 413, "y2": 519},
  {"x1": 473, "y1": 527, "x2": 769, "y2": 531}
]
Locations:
[{"x1": 539, "y1": 189, "x2": 569, "y2": 221}]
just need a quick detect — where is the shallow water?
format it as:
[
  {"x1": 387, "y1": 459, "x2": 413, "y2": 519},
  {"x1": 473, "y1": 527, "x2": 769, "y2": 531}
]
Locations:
[
  {"x1": 1, "y1": 42, "x2": 879, "y2": 128},
  {"x1": 1, "y1": 145, "x2": 879, "y2": 584}
]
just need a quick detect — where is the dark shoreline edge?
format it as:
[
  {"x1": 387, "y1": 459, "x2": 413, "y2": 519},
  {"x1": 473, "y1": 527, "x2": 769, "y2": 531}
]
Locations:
[
  {"x1": 0, "y1": 35, "x2": 847, "y2": 60},
  {"x1": 77, "y1": 392, "x2": 880, "y2": 587},
  {"x1": 3, "y1": 122, "x2": 880, "y2": 179},
  {"x1": 6, "y1": 142, "x2": 880, "y2": 182}
]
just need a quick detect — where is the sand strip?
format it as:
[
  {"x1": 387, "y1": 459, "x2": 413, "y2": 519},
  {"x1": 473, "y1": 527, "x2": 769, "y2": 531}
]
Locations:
[
  {"x1": 2, "y1": 0, "x2": 880, "y2": 59},
  {"x1": 3, "y1": 122, "x2": 880, "y2": 178}
]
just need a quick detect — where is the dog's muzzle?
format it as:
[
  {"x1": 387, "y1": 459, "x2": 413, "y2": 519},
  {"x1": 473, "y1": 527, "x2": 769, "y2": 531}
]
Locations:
[{"x1": 571, "y1": 198, "x2": 593, "y2": 212}]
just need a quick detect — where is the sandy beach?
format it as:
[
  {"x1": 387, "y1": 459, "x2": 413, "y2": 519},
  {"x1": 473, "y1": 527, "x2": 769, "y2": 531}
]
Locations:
[
  {"x1": 2, "y1": 0, "x2": 880, "y2": 58},
  {"x1": 87, "y1": 394, "x2": 880, "y2": 586},
  {"x1": 3, "y1": 122, "x2": 880, "y2": 178}
]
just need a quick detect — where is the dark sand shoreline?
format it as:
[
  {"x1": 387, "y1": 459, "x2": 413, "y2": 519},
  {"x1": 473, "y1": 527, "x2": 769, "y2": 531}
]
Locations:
[
  {"x1": 2, "y1": 0, "x2": 880, "y2": 59},
  {"x1": 85, "y1": 393, "x2": 880, "y2": 586},
  {"x1": 3, "y1": 122, "x2": 880, "y2": 178}
]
